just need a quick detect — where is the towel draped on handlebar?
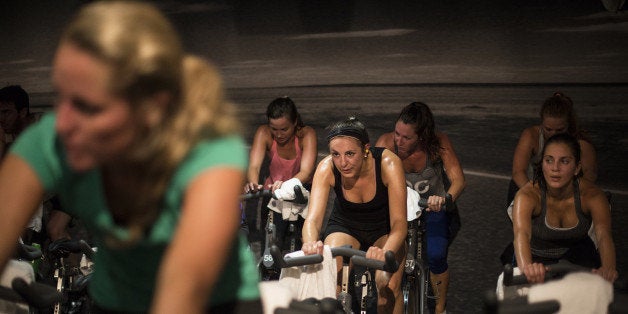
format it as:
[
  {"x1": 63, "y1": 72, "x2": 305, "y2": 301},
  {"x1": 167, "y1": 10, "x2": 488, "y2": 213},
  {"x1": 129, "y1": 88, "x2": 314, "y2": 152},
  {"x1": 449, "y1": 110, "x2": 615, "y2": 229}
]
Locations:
[
  {"x1": 277, "y1": 245, "x2": 337, "y2": 300},
  {"x1": 267, "y1": 178, "x2": 309, "y2": 221}
]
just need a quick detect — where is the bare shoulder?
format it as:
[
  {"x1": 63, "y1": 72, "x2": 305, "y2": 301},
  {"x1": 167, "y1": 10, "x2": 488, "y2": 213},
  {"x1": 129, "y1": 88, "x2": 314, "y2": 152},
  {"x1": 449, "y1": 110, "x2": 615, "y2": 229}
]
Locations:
[
  {"x1": 436, "y1": 131, "x2": 461, "y2": 159},
  {"x1": 380, "y1": 148, "x2": 404, "y2": 177},
  {"x1": 436, "y1": 131, "x2": 452, "y2": 145},
  {"x1": 514, "y1": 182, "x2": 542, "y2": 215},
  {"x1": 578, "y1": 179, "x2": 606, "y2": 201},
  {"x1": 375, "y1": 132, "x2": 394, "y2": 149},
  {"x1": 253, "y1": 124, "x2": 273, "y2": 144},
  {"x1": 517, "y1": 182, "x2": 541, "y2": 202},
  {"x1": 521, "y1": 125, "x2": 538, "y2": 140},
  {"x1": 577, "y1": 179, "x2": 612, "y2": 218},
  {"x1": 298, "y1": 125, "x2": 317, "y2": 138},
  {"x1": 317, "y1": 155, "x2": 334, "y2": 172},
  {"x1": 380, "y1": 148, "x2": 402, "y2": 166},
  {"x1": 315, "y1": 155, "x2": 336, "y2": 184},
  {"x1": 578, "y1": 139, "x2": 596, "y2": 152},
  {"x1": 255, "y1": 124, "x2": 271, "y2": 137}
]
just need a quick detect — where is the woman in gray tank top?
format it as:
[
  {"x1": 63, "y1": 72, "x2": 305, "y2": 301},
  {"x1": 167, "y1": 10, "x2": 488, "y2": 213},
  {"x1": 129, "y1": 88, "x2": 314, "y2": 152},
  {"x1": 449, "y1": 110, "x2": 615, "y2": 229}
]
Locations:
[{"x1": 512, "y1": 133, "x2": 616, "y2": 284}]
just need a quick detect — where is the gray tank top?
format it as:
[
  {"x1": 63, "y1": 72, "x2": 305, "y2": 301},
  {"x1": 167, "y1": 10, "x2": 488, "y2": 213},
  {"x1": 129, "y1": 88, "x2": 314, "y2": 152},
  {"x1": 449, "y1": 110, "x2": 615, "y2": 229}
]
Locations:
[
  {"x1": 403, "y1": 154, "x2": 446, "y2": 198},
  {"x1": 530, "y1": 179, "x2": 591, "y2": 259}
]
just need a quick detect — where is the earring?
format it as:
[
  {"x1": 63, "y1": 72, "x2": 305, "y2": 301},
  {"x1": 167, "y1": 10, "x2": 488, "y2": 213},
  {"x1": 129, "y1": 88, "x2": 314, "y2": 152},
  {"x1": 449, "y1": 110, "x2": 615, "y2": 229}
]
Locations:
[{"x1": 364, "y1": 148, "x2": 370, "y2": 158}]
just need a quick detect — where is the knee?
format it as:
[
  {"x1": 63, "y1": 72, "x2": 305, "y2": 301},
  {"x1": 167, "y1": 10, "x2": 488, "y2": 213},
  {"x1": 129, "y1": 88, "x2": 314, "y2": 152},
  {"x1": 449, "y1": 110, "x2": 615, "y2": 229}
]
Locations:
[
  {"x1": 427, "y1": 241, "x2": 448, "y2": 274},
  {"x1": 428, "y1": 249, "x2": 448, "y2": 273}
]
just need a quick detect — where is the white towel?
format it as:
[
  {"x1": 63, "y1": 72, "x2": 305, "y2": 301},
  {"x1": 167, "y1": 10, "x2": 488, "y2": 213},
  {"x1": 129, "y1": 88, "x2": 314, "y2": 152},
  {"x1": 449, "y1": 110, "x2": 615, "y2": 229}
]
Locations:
[
  {"x1": 273, "y1": 178, "x2": 302, "y2": 201},
  {"x1": 528, "y1": 272, "x2": 613, "y2": 314},
  {"x1": 259, "y1": 281, "x2": 294, "y2": 314},
  {"x1": 496, "y1": 268, "x2": 613, "y2": 314},
  {"x1": 267, "y1": 178, "x2": 309, "y2": 221},
  {"x1": 278, "y1": 245, "x2": 337, "y2": 300},
  {"x1": 407, "y1": 187, "x2": 422, "y2": 221},
  {"x1": 0, "y1": 259, "x2": 35, "y2": 314}
]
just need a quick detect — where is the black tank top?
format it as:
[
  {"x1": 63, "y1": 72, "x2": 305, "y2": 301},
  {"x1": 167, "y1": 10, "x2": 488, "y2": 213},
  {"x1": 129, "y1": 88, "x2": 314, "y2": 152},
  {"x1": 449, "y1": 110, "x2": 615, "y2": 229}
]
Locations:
[
  {"x1": 530, "y1": 179, "x2": 591, "y2": 259},
  {"x1": 329, "y1": 147, "x2": 391, "y2": 232}
]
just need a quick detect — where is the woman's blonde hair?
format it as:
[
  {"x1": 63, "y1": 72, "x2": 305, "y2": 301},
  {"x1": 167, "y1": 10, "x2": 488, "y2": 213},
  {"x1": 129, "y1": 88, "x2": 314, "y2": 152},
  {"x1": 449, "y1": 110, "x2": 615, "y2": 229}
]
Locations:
[{"x1": 60, "y1": 1, "x2": 239, "y2": 244}]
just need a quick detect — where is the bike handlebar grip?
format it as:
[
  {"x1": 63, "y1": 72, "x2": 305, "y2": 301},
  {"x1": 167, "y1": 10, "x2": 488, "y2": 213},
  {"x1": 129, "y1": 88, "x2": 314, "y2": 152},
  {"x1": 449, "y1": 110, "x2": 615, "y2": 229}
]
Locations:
[
  {"x1": 48, "y1": 238, "x2": 87, "y2": 256},
  {"x1": 503, "y1": 263, "x2": 533, "y2": 286},
  {"x1": 548, "y1": 260, "x2": 588, "y2": 274},
  {"x1": 498, "y1": 300, "x2": 560, "y2": 313},
  {"x1": 503, "y1": 260, "x2": 588, "y2": 286},
  {"x1": 284, "y1": 254, "x2": 324, "y2": 267},
  {"x1": 417, "y1": 195, "x2": 448, "y2": 211},
  {"x1": 79, "y1": 239, "x2": 95, "y2": 260},
  {"x1": 524, "y1": 300, "x2": 561, "y2": 313},
  {"x1": 270, "y1": 245, "x2": 323, "y2": 268},
  {"x1": 350, "y1": 256, "x2": 384, "y2": 270},
  {"x1": 12, "y1": 278, "x2": 63, "y2": 309},
  {"x1": 330, "y1": 246, "x2": 365, "y2": 259},
  {"x1": 16, "y1": 243, "x2": 42, "y2": 261},
  {"x1": 383, "y1": 250, "x2": 399, "y2": 273},
  {"x1": 240, "y1": 190, "x2": 273, "y2": 200},
  {"x1": 293, "y1": 185, "x2": 308, "y2": 205},
  {"x1": 445, "y1": 193, "x2": 453, "y2": 212},
  {"x1": 351, "y1": 250, "x2": 399, "y2": 273},
  {"x1": 503, "y1": 264, "x2": 515, "y2": 286},
  {"x1": 418, "y1": 198, "x2": 428, "y2": 208},
  {"x1": 0, "y1": 285, "x2": 25, "y2": 303}
]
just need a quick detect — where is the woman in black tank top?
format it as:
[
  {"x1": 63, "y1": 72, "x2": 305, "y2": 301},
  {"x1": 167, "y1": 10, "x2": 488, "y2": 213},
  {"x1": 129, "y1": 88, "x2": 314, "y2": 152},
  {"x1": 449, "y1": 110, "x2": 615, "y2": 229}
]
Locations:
[
  {"x1": 512, "y1": 133, "x2": 617, "y2": 284},
  {"x1": 301, "y1": 117, "x2": 408, "y2": 313}
]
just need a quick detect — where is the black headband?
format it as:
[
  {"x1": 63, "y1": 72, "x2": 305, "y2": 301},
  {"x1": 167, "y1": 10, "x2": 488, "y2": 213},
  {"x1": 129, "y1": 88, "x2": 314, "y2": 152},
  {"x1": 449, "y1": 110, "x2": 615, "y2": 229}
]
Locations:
[{"x1": 326, "y1": 127, "x2": 369, "y2": 144}]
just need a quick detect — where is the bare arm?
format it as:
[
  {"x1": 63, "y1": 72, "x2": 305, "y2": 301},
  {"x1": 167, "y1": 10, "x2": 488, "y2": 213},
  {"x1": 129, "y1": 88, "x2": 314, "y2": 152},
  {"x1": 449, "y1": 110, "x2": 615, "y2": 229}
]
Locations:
[
  {"x1": 152, "y1": 167, "x2": 244, "y2": 313},
  {"x1": 301, "y1": 157, "x2": 333, "y2": 255},
  {"x1": 0, "y1": 155, "x2": 45, "y2": 271},
  {"x1": 512, "y1": 127, "x2": 536, "y2": 189},
  {"x1": 584, "y1": 183, "x2": 617, "y2": 282},
  {"x1": 438, "y1": 132, "x2": 465, "y2": 201},
  {"x1": 380, "y1": 149, "x2": 407, "y2": 254},
  {"x1": 579, "y1": 139, "x2": 598, "y2": 183},
  {"x1": 292, "y1": 126, "x2": 317, "y2": 184},
  {"x1": 512, "y1": 184, "x2": 546, "y2": 283},
  {"x1": 245, "y1": 126, "x2": 270, "y2": 192}
]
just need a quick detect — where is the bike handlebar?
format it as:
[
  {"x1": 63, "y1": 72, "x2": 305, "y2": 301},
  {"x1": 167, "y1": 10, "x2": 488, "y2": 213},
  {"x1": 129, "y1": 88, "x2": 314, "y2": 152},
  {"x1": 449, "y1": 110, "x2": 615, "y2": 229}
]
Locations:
[
  {"x1": 269, "y1": 245, "x2": 399, "y2": 273},
  {"x1": 10, "y1": 277, "x2": 64, "y2": 309},
  {"x1": 270, "y1": 245, "x2": 324, "y2": 268},
  {"x1": 503, "y1": 260, "x2": 589, "y2": 286},
  {"x1": 330, "y1": 246, "x2": 399, "y2": 273},
  {"x1": 351, "y1": 250, "x2": 399, "y2": 273},
  {"x1": 240, "y1": 189, "x2": 273, "y2": 200},
  {"x1": 47, "y1": 238, "x2": 95, "y2": 260},
  {"x1": 240, "y1": 185, "x2": 308, "y2": 204},
  {"x1": 418, "y1": 193, "x2": 452, "y2": 212},
  {"x1": 483, "y1": 290, "x2": 560, "y2": 314},
  {"x1": 16, "y1": 243, "x2": 42, "y2": 261}
]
